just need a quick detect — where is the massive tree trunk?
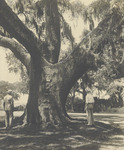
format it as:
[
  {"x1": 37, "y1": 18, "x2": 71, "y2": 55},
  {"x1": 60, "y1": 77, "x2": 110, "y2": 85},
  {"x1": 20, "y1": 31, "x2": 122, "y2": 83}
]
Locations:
[
  {"x1": 37, "y1": 49, "x2": 96, "y2": 127},
  {"x1": 0, "y1": 0, "x2": 124, "y2": 127}
]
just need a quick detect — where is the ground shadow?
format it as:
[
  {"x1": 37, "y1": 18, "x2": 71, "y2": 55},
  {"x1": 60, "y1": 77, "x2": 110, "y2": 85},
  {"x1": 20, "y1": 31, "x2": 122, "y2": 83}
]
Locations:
[{"x1": 0, "y1": 117, "x2": 121, "y2": 150}]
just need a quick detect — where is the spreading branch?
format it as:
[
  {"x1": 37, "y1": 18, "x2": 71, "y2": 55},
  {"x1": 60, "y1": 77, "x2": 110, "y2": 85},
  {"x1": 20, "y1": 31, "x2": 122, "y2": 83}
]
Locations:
[
  {"x1": 59, "y1": 8, "x2": 124, "y2": 96},
  {"x1": 0, "y1": 35, "x2": 31, "y2": 72},
  {"x1": 0, "y1": 0, "x2": 43, "y2": 59},
  {"x1": 45, "y1": 0, "x2": 61, "y2": 63}
]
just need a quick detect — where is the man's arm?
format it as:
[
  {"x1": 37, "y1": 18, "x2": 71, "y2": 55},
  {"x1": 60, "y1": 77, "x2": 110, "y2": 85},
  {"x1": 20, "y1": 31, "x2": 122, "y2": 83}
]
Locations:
[
  {"x1": 11, "y1": 99, "x2": 14, "y2": 111},
  {"x1": 3, "y1": 101, "x2": 5, "y2": 110}
]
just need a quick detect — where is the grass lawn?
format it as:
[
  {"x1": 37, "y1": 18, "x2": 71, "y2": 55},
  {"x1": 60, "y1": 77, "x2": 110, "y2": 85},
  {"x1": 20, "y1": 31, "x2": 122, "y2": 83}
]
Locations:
[{"x1": 0, "y1": 112, "x2": 122, "y2": 150}]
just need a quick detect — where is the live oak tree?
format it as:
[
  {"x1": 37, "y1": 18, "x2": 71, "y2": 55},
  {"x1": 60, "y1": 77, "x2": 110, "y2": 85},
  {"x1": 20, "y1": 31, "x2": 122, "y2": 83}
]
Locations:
[
  {"x1": 68, "y1": 0, "x2": 124, "y2": 110},
  {"x1": 0, "y1": 0, "x2": 124, "y2": 127}
]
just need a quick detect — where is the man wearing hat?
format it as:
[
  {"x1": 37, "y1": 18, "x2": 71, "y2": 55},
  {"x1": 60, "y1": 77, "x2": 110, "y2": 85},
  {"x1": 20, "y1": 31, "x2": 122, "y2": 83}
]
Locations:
[
  {"x1": 3, "y1": 90, "x2": 14, "y2": 129},
  {"x1": 85, "y1": 88, "x2": 95, "y2": 126}
]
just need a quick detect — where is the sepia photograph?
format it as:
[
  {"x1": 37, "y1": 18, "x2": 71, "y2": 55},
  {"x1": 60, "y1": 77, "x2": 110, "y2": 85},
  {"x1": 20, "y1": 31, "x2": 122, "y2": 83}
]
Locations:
[{"x1": 0, "y1": 0, "x2": 124, "y2": 149}]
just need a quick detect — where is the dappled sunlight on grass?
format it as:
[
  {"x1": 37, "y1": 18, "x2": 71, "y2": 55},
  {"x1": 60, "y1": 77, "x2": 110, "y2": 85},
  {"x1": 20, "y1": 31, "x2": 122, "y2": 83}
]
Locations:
[{"x1": 0, "y1": 112, "x2": 124, "y2": 150}]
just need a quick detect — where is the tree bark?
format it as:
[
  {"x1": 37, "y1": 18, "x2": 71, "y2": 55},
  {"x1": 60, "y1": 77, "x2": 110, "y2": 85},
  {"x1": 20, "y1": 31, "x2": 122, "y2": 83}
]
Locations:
[
  {"x1": 0, "y1": 35, "x2": 30, "y2": 71},
  {"x1": 26, "y1": 61, "x2": 41, "y2": 125},
  {"x1": 0, "y1": 0, "x2": 43, "y2": 59},
  {"x1": 45, "y1": 0, "x2": 60, "y2": 63},
  {"x1": 37, "y1": 59, "x2": 70, "y2": 127}
]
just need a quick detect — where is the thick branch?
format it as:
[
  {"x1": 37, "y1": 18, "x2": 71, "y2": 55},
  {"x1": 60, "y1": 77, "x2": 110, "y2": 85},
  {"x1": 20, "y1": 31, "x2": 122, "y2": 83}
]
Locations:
[
  {"x1": 0, "y1": 0, "x2": 43, "y2": 59},
  {"x1": 59, "y1": 9, "x2": 124, "y2": 96},
  {"x1": 116, "y1": 61, "x2": 124, "y2": 78},
  {"x1": 0, "y1": 35, "x2": 31, "y2": 72},
  {"x1": 59, "y1": 49, "x2": 96, "y2": 99},
  {"x1": 45, "y1": 0, "x2": 60, "y2": 63}
]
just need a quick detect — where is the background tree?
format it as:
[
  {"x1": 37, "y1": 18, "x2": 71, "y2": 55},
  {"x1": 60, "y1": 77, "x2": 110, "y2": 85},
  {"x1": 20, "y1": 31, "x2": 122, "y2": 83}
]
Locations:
[{"x1": 66, "y1": 82, "x2": 79, "y2": 112}]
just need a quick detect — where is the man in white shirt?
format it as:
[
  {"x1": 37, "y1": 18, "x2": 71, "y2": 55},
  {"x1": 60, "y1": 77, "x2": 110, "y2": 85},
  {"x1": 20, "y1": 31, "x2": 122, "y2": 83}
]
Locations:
[
  {"x1": 3, "y1": 90, "x2": 14, "y2": 129},
  {"x1": 85, "y1": 89, "x2": 95, "y2": 126}
]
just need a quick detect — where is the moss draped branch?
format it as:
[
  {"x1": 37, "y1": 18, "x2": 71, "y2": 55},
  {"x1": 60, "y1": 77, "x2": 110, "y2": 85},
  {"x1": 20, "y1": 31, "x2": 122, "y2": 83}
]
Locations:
[
  {"x1": 59, "y1": 9, "x2": 124, "y2": 96},
  {"x1": 0, "y1": 0, "x2": 43, "y2": 59}
]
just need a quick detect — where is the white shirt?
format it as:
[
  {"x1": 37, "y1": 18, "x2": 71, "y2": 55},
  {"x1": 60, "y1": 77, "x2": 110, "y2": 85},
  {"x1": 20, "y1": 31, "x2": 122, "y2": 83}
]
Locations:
[{"x1": 86, "y1": 93, "x2": 94, "y2": 104}]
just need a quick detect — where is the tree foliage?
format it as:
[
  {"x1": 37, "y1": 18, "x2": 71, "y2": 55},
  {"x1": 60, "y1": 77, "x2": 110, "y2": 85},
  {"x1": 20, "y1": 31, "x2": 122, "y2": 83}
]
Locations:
[{"x1": 0, "y1": 81, "x2": 20, "y2": 100}]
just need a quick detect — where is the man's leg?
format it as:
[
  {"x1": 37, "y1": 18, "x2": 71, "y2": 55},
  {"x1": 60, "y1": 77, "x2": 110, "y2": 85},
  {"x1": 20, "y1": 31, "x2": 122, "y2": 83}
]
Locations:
[
  {"x1": 88, "y1": 109, "x2": 92, "y2": 125},
  {"x1": 90, "y1": 108, "x2": 94, "y2": 125},
  {"x1": 86, "y1": 104, "x2": 91, "y2": 125},
  {"x1": 5, "y1": 111, "x2": 9, "y2": 128},
  {"x1": 86, "y1": 106, "x2": 89, "y2": 124},
  {"x1": 9, "y1": 111, "x2": 13, "y2": 128}
]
